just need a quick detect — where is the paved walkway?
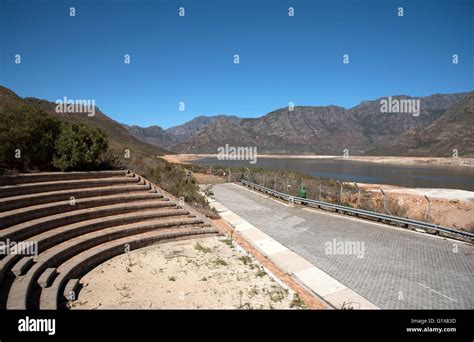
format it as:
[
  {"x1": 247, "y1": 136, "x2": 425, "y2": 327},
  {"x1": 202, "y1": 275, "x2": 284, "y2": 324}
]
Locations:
[{"x1": 211, "y1": 183, "x2": 474, "y2": 309}]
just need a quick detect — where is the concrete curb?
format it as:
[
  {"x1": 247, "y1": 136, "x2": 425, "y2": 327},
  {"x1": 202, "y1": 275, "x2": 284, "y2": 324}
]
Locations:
[{"x1": 207, "y1": 197, "x2": 380, "y2": 310}]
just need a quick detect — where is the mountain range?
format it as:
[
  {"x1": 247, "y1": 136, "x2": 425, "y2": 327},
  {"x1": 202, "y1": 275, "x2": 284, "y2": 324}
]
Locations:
[
  {"x1": 1, "y1": 85, "x2": 472, "y2": 157},
  {"x1": 125, "y1": 92, "x2": 473, "y2": 157},
  {"x1": 122, "y1": 115, "x2": 241, "y2": 149}
]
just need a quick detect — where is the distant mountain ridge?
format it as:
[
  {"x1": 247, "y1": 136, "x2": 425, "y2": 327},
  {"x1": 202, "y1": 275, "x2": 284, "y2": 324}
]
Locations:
[
  {"x1": 134, "y1": 91, "x2": 470, "y2": 157},
  {"x1": 166, "y1": 115, "x2": 241, "y2": 144},
  {"x1": 122, "y1": 124, "x2": 178, "y2": 149},
  {"x1": 122, "y1": 115, "x2": 241, "y2": 149},
  {"x1": 367, "y1": 93, "x2": 474, "y2": 157},
  {"x1": 2, "y1": 85, "x2": 472, "y2": 157}
]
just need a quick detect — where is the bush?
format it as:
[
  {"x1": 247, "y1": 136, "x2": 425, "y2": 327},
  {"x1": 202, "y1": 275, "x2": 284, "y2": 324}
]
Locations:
[
  {"x1": 0, "y1": 106, "x2": 60, "y2": 171},
  {"x1": 53, "y1": 122, "x2": 108, "y2": 171},
  {"x1": 150, "y1": 163, "x2": 198, "y2": 203},
  {"x1": 149, "y1": 162, "x2": 219, "y2": 218},
  {"x1": 0, "y1": 106, "x2": 109, "y2": 172}
]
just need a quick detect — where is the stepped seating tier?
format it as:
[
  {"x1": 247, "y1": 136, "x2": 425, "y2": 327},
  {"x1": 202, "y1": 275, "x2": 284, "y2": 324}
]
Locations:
[
  {"x1": 0, "y1": 176, "x2": 140, "y2": 199},
  {"x1": 0, "y1": 184, "x2": 155, "y2": 212},
  {"x1": 0, "y1": 170, "x2": 219, "y2": 310}
]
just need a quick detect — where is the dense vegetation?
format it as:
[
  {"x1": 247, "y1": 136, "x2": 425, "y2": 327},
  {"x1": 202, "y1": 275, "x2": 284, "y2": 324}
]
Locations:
[
  {"x1": 0, "y1": 106, "x2": 110, "y2": 172},
  {"x1": 119, "y1": 154, "x2": 218, "y2": 218},
  {"x1": 53, "y1": 121, "x2": 108, "y2": 171},
  {"x1": 0, "y1": 105, "x2": 217, "y2": 218}
]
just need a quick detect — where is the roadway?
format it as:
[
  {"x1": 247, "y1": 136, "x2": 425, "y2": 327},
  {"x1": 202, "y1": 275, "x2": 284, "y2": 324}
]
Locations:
[{"x1": 211, "y1": 183, "x2": 474, "y2": 309}]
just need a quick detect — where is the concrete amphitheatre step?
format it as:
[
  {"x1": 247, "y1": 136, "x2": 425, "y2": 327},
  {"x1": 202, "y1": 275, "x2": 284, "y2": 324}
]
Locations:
[
  {"x1": 0, "y1": 176, "x2": 140, "y2": 199},
  {"x1": 0, "y1": 170, "x2": 219, "y2": 310},
  {"x1": 7, "y1": 219, "x2": 214, "y2": 309},
  {"x1": 0, "y1": 184, "x2": 154, "y2": 212},
  {"x1": 0, "y1": 191, "x2": 165, "y2": 229},
  {"x1": 0, "y1": 170, "x2": 128, "y2": 186},
  {"x1": 0, "y1": 199, "x2": 175, "y2": 242},
  {"x1": 37, "y1": 268, "x2": 57, "y2": 288},
  {"x1": 39, "y1": 227, "x2": 218, "y2": 310},
  {"x1": 0, "y1": 208, "x2": 194, "y2": 281}
]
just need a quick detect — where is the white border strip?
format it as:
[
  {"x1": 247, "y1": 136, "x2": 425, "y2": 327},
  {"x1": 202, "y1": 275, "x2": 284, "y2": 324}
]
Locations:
[{"x1": 208, "y1": 198, "x2": 379, "y2": 310}]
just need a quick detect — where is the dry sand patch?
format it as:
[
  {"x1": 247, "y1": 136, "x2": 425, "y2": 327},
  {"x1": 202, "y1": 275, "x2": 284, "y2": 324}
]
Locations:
[{"x1": 71, "y1": 236, "x2": 305, "y2": 309}]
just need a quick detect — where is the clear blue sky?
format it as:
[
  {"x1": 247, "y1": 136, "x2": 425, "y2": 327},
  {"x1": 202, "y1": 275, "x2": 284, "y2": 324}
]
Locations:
[{"x1": 1, "y1": 0, "x2": 472, "y2": 128}]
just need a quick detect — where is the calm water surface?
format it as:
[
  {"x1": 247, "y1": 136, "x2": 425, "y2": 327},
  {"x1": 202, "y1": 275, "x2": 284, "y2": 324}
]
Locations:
[{"x1": 191, "y1": 157, "x2": 474, "y2": 191}]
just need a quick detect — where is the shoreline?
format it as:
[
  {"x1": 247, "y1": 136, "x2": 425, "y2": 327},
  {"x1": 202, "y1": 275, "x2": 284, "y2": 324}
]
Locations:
[
  {"x1": 161, "y1": 154, "x2": 474, "y2": 204},
  {"x1": 162, "y1": 154, "x2": 474, "y2": 167},
  {"x1": 356, "y1": 183, "x2": 474, "y2": 202}
]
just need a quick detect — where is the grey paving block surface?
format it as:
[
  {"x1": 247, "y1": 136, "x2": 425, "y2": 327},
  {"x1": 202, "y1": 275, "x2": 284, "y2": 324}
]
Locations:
[{"x1": 212, "y1": 183, "x2": 474, "y2": 309}]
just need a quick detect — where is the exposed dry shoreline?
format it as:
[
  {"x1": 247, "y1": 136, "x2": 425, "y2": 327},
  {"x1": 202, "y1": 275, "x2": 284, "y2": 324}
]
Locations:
[
  {"x1": 162, "y1": 154, "x2": 474, "y2": 167},
  {"x1": 163, "y1": 154, "x2": 474, "y2": 203},
  {"x1": 357, "y1": 183, "x2": 474, "y2": 201},
  {"x1": 356, "y1": 183, "x2": 473, "y2": 231}
]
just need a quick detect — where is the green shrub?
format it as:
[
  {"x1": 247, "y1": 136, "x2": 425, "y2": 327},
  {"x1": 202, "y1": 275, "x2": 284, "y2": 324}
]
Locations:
[
  {"x1": 53, "y1": 122, "x2": 108, "y2": 171},
  {"x1": 0, "y1": 106, "x2": 60, "y2": 171},
  {"x1": 0, "y1": 106, "x2": 110, "y2": 172}
]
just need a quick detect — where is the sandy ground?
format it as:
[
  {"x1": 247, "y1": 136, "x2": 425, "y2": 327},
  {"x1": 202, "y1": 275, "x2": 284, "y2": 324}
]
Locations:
[
  {"x1": 162, "y1": 154, "x2": 340, "y2": 164},
  {"x1": 162, "y1": 154, "x2": 474, "y2": 167},
  {"x1": 211, "y1": 218, "x2": 327, "y2": 309},
  {"x1": 193, "y1": 172, "x2": 227, "y2": 185},
  {"x1": 70, "y1": 236, "x2": 308, "y2": 310},
  {"x1": 161, "y1": 154, "x2": 195, "y2": 165},
  {"x1": 337, "y1": 156, "x2": 474, "y2": 166},
  {"x1": 357, "y1": 183, "x2": 474, "y2": 232},
  {"x1": 358, "y1": 183, "x2": 474, "y2": 201}
]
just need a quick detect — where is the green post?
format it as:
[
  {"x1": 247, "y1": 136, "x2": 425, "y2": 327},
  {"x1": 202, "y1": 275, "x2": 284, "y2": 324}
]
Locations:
[{"x1": 299, "y1": 186, "x2": 307, "y2": 199}]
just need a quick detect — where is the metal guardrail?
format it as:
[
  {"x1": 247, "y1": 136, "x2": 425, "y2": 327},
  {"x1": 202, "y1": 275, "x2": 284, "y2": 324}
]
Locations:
[{"x1": 241, "y1": 180, "x2": 474, "y2": 242}]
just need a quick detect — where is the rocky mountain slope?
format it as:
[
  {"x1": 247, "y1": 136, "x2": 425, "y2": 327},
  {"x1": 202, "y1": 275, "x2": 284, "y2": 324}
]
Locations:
[
  {"x1": 4, "y1": 85, "x2": 471, "y2": 157},
  {"x1": 172, "y1": 106, "x2": 369, "y2": 154},
  {"x1": 367, "y1": 93, "x2": 474, "y2": 156},
  {"x1": 122, "y1": 124, "x2": 178, "y2": 149},
  {"x1": 166, "y1": 115, "x2": 241, "y2": 143},
  {"x1": 168, "y1": 92, "x2": 471, "y2": 156},
  {"x1": 0, "y1": 86, "x2": 168, "y2": 156}
]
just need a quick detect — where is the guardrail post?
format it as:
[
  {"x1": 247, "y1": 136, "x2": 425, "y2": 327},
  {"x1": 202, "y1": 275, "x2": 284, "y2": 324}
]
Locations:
[
  {"x1": 424, "y1": 195, "x2": 432, "y2": 223},
  {"x1": 289, "y1": 196, "x2": 294, "y2": 206},
  {"x1": 354, "y1": 182, "x2": 360, "y2": 208},
  {"x1": 380, "y1": 189, "x2": 389, "y2": 214},
  {"x1": 336, "y1": 181, "x2": 343, "y2": 204},
  {"x1": 273, "y1": 171, "x2": 280, "y2": 192}
]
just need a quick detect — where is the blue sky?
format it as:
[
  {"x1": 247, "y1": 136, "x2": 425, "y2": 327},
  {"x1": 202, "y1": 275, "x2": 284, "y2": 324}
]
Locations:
[{"x1": 1, "y1": 0, "x2": 472, "y2": 128}]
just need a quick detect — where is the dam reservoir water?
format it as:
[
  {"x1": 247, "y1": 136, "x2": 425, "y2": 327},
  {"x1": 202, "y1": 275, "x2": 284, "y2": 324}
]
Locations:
[{"x1": 190, "y1": 157, "x2": 474, "y2": 191}]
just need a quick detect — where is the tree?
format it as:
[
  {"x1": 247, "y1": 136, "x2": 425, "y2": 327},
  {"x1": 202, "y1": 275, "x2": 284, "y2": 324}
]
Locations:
[
  {"x1": 53, "y1": 122, "x2": 108, "y2": 171},
  {"x1": 0, "y1": 106, "x2": 60, "y2": 171}
]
